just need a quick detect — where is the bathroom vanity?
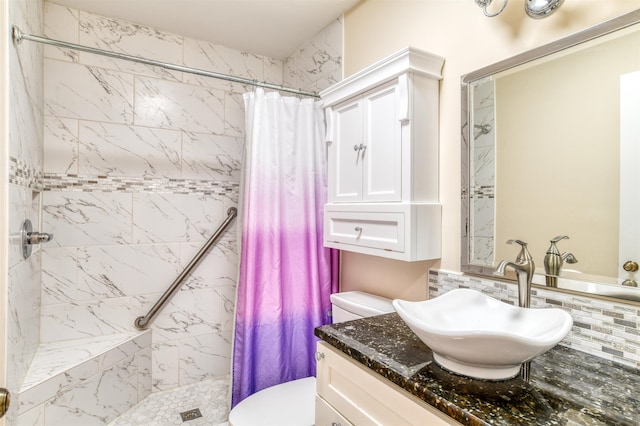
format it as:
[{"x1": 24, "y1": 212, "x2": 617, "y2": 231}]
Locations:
[{"x1": 315, "y1": 313, "x2": 640, "y2": 425}]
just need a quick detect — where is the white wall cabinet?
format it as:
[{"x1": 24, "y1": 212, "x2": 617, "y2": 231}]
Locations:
[
  {"x1": 315, "y1": 341, "x2": 462, "y2": 426},
  {"x1": 321, "y1": 47, "x2": 445, "y2": 261}
]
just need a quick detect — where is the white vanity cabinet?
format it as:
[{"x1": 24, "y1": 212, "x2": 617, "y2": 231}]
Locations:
[
  {"x1": 321, "y1": 47, "x2": 444, "y2": 261},
  {"x1": 315, "y1": 342, "x2": 462, "y2": 426}
]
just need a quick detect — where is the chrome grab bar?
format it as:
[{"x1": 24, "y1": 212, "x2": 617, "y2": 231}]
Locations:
[{"x1": 134, "y1": 207, "x2": 238, "y2": 330}]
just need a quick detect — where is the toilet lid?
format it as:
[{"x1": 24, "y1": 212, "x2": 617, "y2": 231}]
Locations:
[{"x1": 229, "y1": 377, "x2": 316, "y2": 426}]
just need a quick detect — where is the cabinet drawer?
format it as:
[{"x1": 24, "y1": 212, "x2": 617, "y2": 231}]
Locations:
[
  {"x1": 324, "y1": 210, "x2": 404, "y2": 252},
  {"x1": 316, "y1": 342, "x2": 461, "y2": 426},
  {"x1": 316, "y1": 395, "x2": 354, "y2": 426}
]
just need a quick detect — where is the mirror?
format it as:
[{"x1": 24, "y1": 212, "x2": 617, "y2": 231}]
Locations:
[{"x1": 461, "y1": 10, "x2": 640, "y2": 302}]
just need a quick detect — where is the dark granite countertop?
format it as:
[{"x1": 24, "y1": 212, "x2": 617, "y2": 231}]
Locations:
[{"x1": 315, "y1": 313, "x2": 640, "y2": 426}]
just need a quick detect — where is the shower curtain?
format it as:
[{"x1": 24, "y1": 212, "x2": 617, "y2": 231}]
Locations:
[{"x1": 232, "y1": 88, "x2": 339, "y2": 406}]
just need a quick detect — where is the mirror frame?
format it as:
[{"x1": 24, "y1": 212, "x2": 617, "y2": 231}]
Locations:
[{"x1": 461, "y1": 9, "x2": 640, "y2": 302}]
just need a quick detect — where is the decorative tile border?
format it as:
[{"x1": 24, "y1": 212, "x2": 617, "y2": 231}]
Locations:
[
  {"x1": 471, "y1": 184, "x2": 495, "y2": 199},
  {"x1": 42, "y1": 173, "x2": 240, "y2": 196},
  {"x1": 9, "y1": 157, "x2": 44, "y2": 191},
  {"x1": 9, "y1": 157, "x2": 240, "y2": 196},
  {"x1": 430, "y1": 269, "x2": 640, "y2": 369}
]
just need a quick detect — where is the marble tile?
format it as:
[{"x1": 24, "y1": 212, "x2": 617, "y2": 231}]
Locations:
[
  {"x1": 7, "y1": 253, "x2": 42, "y2": 392},
  {"x1": 137, "y1": 347, "x2": 153, "y2": 401},
  {"x1": 150, "y1": 286, "x2": 223, "y2": 343},
  {"x1": 41, "y1": 247, "x2": 78, "y2": 305},
  {"x1": 283, "y1": 17, "x2": 343, "y2": 93},
  {"x1": 78, "y1": 121, "x2": 182, "y2": 178},
  {"x1": 472, "y1": 106, "x2": 496, "y2": 148},
  {"x1": 180, "y1": 234, "x2": 238, "y2": 291},
  {"x1": 77, "y1": 244, "x2": 182, "y2": 299},
  {"x1": 133, "y1": 76, "x2": 225, "y2": 134},
  {"x1": 23, "y1": 331, "x2": 149, "y2": 399},
  {"x1": 151, "y1": 341, "x2": 180, "y2": 391},
  {"x1": 264, "y1": 57, "x2": 284, "y2": 86},
  {"x1": 132, "y1": 193, "x2": 225, "y2": 244},
  {"x1": 16, "y1": 404, "x2": 45, "y2": 426},
  {"x1": 472, "y1": 78, "x2": 495, "y2": 110},
  {"x1": 224, "y1": 92, "x2": 245, "y2": 137},
  {"x1": 8, "y1": 184, "x2": 30, "y2": 268},
  {"x1": 182, "y1": 38, "x2": 265, "y2": 91},
  {"x1": 472, "y1": 145, "x2": 494, "y2": 187},
  {"x1": 43, "y1": 354, "x2": 139, "y2": 425},
  {"x1": 79, "y1": 11, "x2": 183, "y2": 81},
  {"x1": 44, "y1": 59, "x2": 135, "y2": 124},
  {"x1": 218, "y1": 285, "x2": 237, "y2": 333},
  {"x1": 44, "y1": 116, "x2": 79, "y2": 174},
  {"x1": 179, "y1": 331, "x2": 233, "y2": 385},
  {"x1": 44, "y1": 2, "x2": 80, "y2": 62},
  {"x1": 19, "y1": 358, "x2": 100, "y2": 414},
  {"x1": 42, "y1": 191, "x2": 133, "y2": 247},
  {"x1": 182, "y1": 132, "x2": 242, "y2": 181},
  {"x1": 9, "y1": 46, "x2": 43, "y2": 166},
  {"x1": 471, "y1": 197, "x2": 494, "y2": 238},
  {"x1": 39, "y1": 297, "x2": 139, "y2": 342}
]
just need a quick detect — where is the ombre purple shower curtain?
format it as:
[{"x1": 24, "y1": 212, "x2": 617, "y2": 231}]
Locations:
[{"x1": 232, "y1": 88, "x2": 339, "y2": 406}]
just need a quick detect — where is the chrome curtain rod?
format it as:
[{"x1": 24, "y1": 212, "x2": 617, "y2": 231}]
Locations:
[
  {"x1": 12, "y1": 26, "x2": 320, "y2": 99},
  {"x1": 134, "y1": 207, "x2": 238, "y2": 330}
]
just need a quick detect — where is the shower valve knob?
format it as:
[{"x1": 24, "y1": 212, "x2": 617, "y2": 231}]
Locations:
[
  {"x1": 28, "y1": 232, "x2": 53, "y2": 244},
  {"x1": 21, "y1": 219, "x2": 54, "y2": 259}
]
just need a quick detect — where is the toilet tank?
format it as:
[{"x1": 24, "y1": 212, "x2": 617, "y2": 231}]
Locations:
[{"x1": 330, "y1": 291, "x2": 394, "y2": 323}]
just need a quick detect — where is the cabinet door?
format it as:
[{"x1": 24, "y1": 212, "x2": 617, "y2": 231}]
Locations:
[
  {"x1": 316, "y1": 342, "x2": 462, "y2": 425},
  {"x1": 362, "y1": 81, "x2": 402, "y2": 202},
  {"x1": 330, "y1": 98, "x2": 364, "y2": 202}
]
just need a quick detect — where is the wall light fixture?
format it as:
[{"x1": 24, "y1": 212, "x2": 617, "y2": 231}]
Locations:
[{"x1": 475, "y1": 0, "x2": 565, "y2": 18}]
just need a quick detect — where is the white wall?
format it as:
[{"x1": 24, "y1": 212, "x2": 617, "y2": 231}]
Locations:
[{"x1": 341, "y1": 0, "x2": 640, "y2": 300}]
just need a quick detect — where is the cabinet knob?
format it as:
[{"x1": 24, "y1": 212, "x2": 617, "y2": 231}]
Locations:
[
  {"x1": 623, "y1": 261, "x2": 639, "y2": 272},
  {"x1": 355, "y1": 226, "x2": 362, "y2": 234},
  {"x1": 315, "y1": 352, "x2": 325, "y2": 361},
  {"x1": 353, "y1": 144, "x2": 361, "y2": 151}
]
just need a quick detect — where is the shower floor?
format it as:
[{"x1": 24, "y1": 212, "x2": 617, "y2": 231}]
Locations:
[{"x1": 108, "y1": 376, "x2": 230, "y2": 426}]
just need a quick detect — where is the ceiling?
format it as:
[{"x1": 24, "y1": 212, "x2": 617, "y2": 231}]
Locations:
[{"x1": 51, "y1": 0, "x2": 359, "y2": 59}]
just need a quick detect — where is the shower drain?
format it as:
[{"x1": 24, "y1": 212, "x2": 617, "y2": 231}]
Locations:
[{"x1": 180, "y1": 408, "x2": 203, "y2": 422}]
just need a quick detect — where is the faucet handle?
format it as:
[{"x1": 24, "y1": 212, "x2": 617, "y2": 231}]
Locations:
[
  {"x1": 505, "y1": 239, "x2": 533, "y2": 262},
  {"x1": 551, "y1": 235, "x2": 569, "y2": 243}
]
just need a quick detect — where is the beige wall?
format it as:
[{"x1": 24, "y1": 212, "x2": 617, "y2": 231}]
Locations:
[{"x1": 341, "y1": 0, "x2": 640, "y2": 300}]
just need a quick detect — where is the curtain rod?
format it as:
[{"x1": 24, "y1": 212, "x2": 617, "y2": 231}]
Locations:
[{"x1": 11, "y1": 26, "x2": 321, "y2": 99}]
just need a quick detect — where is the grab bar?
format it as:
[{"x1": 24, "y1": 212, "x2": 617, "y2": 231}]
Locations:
[{"x1": 134, "y1": 207, "x2": 238, "y2": 330}]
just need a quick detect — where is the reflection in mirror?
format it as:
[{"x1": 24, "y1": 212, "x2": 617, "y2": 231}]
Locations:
[{"x1": 462, "y1": 10, "x2": 640, "y2": 302}]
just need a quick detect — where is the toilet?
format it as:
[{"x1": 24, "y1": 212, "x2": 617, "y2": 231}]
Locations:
[{"x1": 228, "y1": 291, "x2": 394, "y2": 426}]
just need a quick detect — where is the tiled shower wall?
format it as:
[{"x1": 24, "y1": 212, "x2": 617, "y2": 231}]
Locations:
[
  {"x1": 7, "y1": 1, "x2": 44, "y2": 424},
  {"x1": 38, "y1": 2, "x2": 342, "y2": 392}
]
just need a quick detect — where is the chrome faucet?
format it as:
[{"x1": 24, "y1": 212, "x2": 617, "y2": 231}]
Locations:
[{"x1": 494, "y1": 240, "x2": 535, "y2": 308}]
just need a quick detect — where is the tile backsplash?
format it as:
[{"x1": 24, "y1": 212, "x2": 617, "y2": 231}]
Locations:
[{"x1": 431, "y1": 269, "x2": 640, "y2": 369}]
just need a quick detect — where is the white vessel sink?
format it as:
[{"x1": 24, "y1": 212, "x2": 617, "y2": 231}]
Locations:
[{"x1": 393, "y1": 288, "x2": 573, "y2": 380}]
